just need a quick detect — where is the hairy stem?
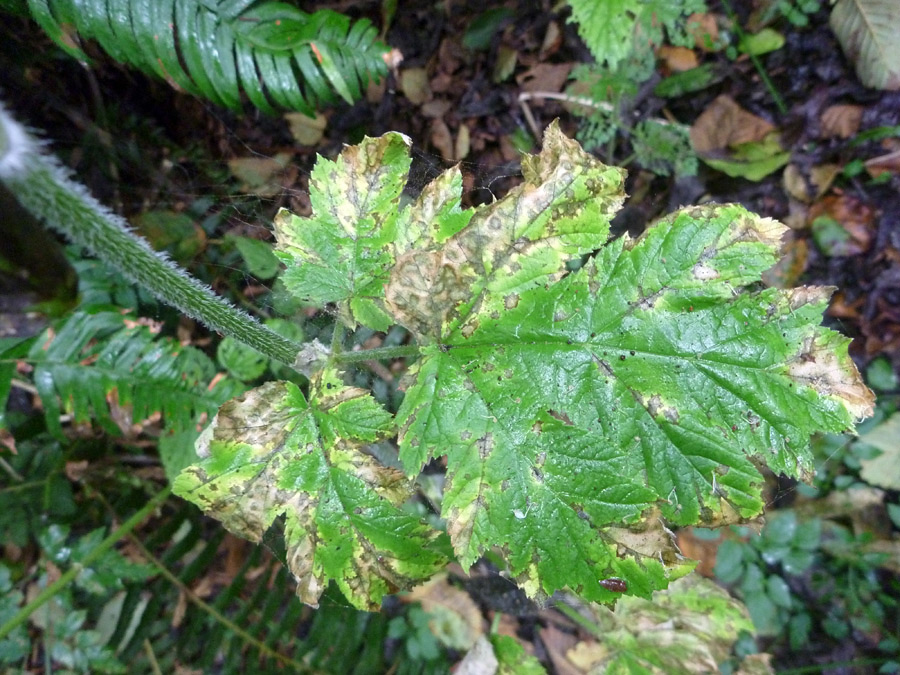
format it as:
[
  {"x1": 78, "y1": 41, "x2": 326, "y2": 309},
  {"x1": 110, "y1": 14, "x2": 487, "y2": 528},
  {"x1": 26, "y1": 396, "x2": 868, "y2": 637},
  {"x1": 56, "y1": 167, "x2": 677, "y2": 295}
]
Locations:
[{"x1": 0, "y1": 103, "x2": 302, "y2": 366}]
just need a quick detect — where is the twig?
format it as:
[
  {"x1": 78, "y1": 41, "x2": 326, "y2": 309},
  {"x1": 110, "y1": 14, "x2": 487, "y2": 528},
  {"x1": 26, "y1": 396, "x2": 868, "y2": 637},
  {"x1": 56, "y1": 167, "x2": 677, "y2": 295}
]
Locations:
[
  {"x1": 719, "y1": 0, "x2": 788, "y2": 114},
  {"x1": 0, "y1": 456, "x2": 24, "y2": 482},
  {"x1": 88, "y1": 488, "x2": 313, "y2": 671},
  {"x1": 0, "y1": 486, "x2": 172, "y2": 640},
  {"x1": 518, "y1": 91, "x2": 614, "y2": 143},
  {"x1": 143, "y1": 639, "x2": 163, "y2": 675},
  {"x1": 124, "y1": 524, "x2": 312, "y2": 671}
]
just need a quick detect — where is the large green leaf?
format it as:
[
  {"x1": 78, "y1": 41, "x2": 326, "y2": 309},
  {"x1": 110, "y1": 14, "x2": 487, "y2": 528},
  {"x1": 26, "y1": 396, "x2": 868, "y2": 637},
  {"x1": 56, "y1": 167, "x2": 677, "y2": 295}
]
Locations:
[
  {"x1": 830, "y1": 0, "x2": 900, "y2": 90},
  {"x1": 174, "y1": 369, "x2": 448, "y2": 610},
  {"x1": 384, "y1": 126, "x2": 873, "y2": 603},
  {"x1": 181, "y1": 124, "x2": 873, "y2": 610}
]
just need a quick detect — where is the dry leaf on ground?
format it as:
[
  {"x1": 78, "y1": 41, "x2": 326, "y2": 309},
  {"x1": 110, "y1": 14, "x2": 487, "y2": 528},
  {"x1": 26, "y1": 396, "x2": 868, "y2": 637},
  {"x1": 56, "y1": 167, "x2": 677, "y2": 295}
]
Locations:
[
  {"x1": 401, "y1": 67, "x2": 432, "y2": 105},
  {"x1": 691, "y1": 95, "x2": 775, "y2": 153},
  {"x1": 285, "y1": 112, "x2": 326, "y2": 146},
  {"x1": 516, "y1": 63, "x2": 574, "y2": 99},
  {"x1": 658, "y1": 45, "x2": 698, "y2": 72},
  {"x1": 820, "y1": 104, "x2": 863, "y2": 138}
]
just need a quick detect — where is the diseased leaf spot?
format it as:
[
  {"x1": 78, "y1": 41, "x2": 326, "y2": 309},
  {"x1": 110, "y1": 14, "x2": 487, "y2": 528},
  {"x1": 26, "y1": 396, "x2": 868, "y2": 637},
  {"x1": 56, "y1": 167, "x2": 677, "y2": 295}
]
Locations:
[
  {"x1": 476, "y1": 434, "x2": 494, "y2": 459},
  {"x1": 692, "y1": 263, "x2": 719, "y2": 281},
  {"x1": 548, "y1": 409, "x2": 574, "y2": 425},
  {"x1": 504, "y1": 294, "x2": 520, "y2": 309},
  {"x1": 461, "y1": 321, "x2": 478, "y2": 338}
]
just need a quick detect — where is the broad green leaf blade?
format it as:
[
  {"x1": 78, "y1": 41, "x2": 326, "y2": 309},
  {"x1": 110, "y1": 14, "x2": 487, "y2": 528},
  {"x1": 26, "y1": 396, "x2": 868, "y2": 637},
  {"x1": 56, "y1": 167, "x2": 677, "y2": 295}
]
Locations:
[
  {"x1": 28, "y1": 0, "x2": 387, "y2": 116},
  {"x1": 566, "y1": 0, "x2": 636, "y2": 69},
  {"x1": 151, "y1": 0, "x2": 198, "y2": 95},
  {"x1": 274, "y1": 133, "x2": 413, "y2": 330},
  {"x1": 385, "y1": 121, "x2": 626, "y2": 340},
  {"x1": 234, "y1": 40, "x2": 278, "y2": 114},
  {"x1": 176, "y1": 0, "x2": 225, "y2": 107},
  {"x1": 830, "y1": 0, "x2": 900, "y2": 91},
  {"x1": 238, "y1": 3, "x2": 309, "y2": 49},
  {"x1": 174, "y1": 373, "x2": 448, "y2": 610},
  {"x1": 396, "y1": 202, "x2": 873, "y2": 602}
]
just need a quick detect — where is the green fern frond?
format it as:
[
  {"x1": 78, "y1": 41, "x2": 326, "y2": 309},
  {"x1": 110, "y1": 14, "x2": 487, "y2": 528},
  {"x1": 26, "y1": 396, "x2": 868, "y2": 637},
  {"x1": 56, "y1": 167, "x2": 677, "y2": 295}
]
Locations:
[
  {"x1": 27, "y1": 310, "x2": 234, "y2": 438},
  {"x1": 566, "y1": 0, "x2": 705, "y2": 69},
  {"x1": 26, "y1": 0, "x2": 389, "y2": 115}
]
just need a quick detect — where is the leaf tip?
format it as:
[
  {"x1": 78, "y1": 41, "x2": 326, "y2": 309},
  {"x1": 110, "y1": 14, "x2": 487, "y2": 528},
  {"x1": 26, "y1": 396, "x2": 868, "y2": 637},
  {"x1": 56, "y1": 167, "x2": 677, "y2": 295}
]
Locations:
[{"x1": 788, "y1": 331, "x2": 876, "y2": 423}]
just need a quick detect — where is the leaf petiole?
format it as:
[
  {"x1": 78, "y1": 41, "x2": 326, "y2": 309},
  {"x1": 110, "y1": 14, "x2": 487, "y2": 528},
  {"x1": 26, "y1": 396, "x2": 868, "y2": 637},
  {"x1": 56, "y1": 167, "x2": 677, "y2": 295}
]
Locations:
[{"x1": 329, "y1": 344, "x2": 420, "y2": 364}]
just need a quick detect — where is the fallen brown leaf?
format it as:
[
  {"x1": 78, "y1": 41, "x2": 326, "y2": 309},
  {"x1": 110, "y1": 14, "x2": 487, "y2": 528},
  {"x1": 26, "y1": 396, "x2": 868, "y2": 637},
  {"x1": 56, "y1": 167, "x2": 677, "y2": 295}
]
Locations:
[
  {"x1": 0, "y1": 427, "x2": 16, "y2": 454},
  {"x1": 820, "y1": 103, "x2": 863, "y2": 138},
  {"x1": 516, "y1": 63, "x2": 574, "y2": 100},
  {"x1": 400, "y1": 67, "x2": 432, "y2": 105},
  {"x1": 688, "y1": 12, "x2": 721, "y2": 51},
  {"x1": 430, "y1": 118, "x2": 454, "y2": 160},
  {"x1": 540, "y1": 20, "x2": 562, "y2": 59},
  {"x1": 807, "y1": 193, "x2": 875, "y2": 254},
  {"x1": 865, "y1": 147, "x2": 900, "y2": 177},
  {"x1": 455, "y1": 123, "x2": 471, "y2": 161},
  {"x1": 421, "y1": 99, "x2": 453, "y2": 118},
  {"x1": 540, "y1": 622, "x2": 584, "y2": 675},
  {"x1": 783, "y1": 163, "x2": 841, "y2": 203},
  {"x1": 675, "y1": 528, "x2": 721, "y2": 577},
  {"x1": 658, "y1": 45, "x2": 698, "y2": 73},
  {"x1": 691, "y1": 95, "x2": 775, "y2": 154},
  {"x1": 285, "y1": 111, "x2": 326, "y2": 146}
]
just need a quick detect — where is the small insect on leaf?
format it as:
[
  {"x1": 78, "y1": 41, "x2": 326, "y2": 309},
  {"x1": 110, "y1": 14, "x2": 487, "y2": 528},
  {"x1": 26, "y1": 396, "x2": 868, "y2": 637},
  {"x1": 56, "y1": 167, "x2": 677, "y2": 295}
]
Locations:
[{"x1": 599, "y1": 577, "x2": 628, "y2": 593}]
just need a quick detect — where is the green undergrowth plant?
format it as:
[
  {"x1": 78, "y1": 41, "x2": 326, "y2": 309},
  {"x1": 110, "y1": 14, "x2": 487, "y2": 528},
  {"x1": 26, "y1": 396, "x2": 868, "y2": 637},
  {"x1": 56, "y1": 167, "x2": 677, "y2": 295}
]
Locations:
[
  {"x1": 169, "y1": 123, "x2": 873, "y2": 611},
  {"x1": 7, "y1": 0, "x2": 388, "y2": 115},
  {"x1": 563, "y1": 0, "x2": 704, "y2": 174},
  {"x1": 708, "y1": 377, "x2": 900, "y2": 670},
  {"x1": 715, "y1": 513, "x2": 900, "y2": 670},
  {"x1": 567, "y1": 52, "x2": 698, "y2": 176},
  {"x1": 565, "y1": 0, "x2": 706, "y2": 71}
]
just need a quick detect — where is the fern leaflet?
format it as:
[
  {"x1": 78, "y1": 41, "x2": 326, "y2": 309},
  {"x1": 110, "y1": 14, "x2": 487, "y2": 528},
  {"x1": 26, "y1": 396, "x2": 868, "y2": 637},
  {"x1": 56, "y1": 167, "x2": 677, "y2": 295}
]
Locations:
[
  {"x1": 26, "y1": 0, "x2": 389, "y2": 115},
  {"x1": 567, "y1": 0, "x2": 706, "y2": 69},
  {"x1": 25, "y1": 311, "x2": 237, "y2": 438}
]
